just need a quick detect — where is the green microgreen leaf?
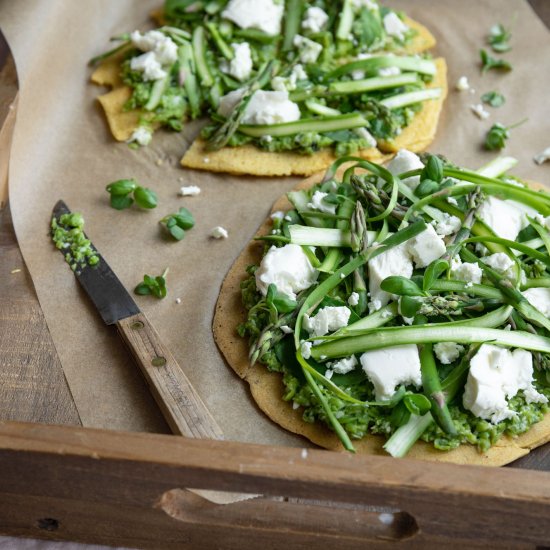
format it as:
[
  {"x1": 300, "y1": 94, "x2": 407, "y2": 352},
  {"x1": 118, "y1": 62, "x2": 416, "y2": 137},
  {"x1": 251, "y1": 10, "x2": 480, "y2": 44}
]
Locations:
[
  {"x1": 403, "y1": 393, "x2": 432, "y2": 416},
  {"x1": 484, "y1": 119, "x2": 526, "y2": 151},
  {"x1": 480, "y1": 49, "x2": 512, "y2": 73},
  {"x1": 106, "y1": 179, "x2": 137, "y2": 196},
  {"x1": 160, "y1": 207, "x2": 196, "y2": 241},
  {"x1": 488, "y1": 23, "x2": 512, "y2": 53},
  {"x1": 266, "y1": 283, "x2": 298, "y2": 313},
  {"x1": 481, "y1": 91, "x2": 506, "y2": 108},
  {"x1": 133, "y1": 186, "x2": 158, "y2": 209},
  {"x1": 421, "y1": 154, "x2": 443, "y2": 183},
  {"x1": 423, "y1": 259, "x2": 450, "y2": 291},
  {"x1": 110, "y1": 194, "x2": 134, "y2": 210},
  {"x1": 399, "y1": 295, "x2": 422, "y2": 318},
  {"x1": 415, "y1": 178, "x2": 439, "y2": 198},
  {"x1": 134, "y1": 268, "x2": 168, "y2": 299},
  {"x1": 380, "y1": 276, "x2": 424, "y2": 297}
]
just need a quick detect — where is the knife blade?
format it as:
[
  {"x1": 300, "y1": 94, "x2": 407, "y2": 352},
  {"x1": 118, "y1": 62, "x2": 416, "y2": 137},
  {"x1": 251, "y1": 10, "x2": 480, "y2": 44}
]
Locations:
[{"x1": 52, "y1": 200, "x2": 224, "y2": 441}]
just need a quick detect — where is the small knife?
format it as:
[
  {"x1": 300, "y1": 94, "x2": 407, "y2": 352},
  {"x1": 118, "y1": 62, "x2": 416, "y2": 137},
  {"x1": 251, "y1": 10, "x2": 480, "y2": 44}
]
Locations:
[{"x1": 52, "y1": 200, "x2": 224, "y2": 441}]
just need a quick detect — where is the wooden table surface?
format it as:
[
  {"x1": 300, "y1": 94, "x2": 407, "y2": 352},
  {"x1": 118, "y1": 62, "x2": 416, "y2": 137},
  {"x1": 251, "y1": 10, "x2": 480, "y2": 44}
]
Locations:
[{"x1": 1, "y1": 0, "x2": 549, "y2": 471}]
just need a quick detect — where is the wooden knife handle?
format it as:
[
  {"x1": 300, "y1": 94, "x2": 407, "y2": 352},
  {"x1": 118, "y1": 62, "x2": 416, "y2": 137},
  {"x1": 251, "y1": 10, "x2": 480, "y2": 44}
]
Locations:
[{"x1": 117, "y1": 312, "x2": 224, "y2": 441}]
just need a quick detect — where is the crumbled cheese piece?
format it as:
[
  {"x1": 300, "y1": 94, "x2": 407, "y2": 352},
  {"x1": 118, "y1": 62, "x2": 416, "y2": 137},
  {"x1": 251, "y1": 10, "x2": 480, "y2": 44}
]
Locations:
[
  {"x1": 383, "y1": 12, "x2": 409, "y2": 41},
  {"x1": 270, "y1": 211, "x2": 285, "y2": 220},
  {"x1": 128, "y1": 126, "x2": 153, "y2": 146},
  {"x1": 175, "y1": 298, "x2": 182, "y2": 304},
  {"x1": 435, "y1": 212, "x2": 461, "y2": 236},
  {"x1": 262, "y1": 135, "x2": 273, "y2": 143},
  {"x1": 228, "y1": 42, "x2": 253, "y2": 81},
  {"x1": 222, "y1": 0, "x2": 284, "y2": 36},
  {"x1": 130, "y1": 30, "x2": 178, "y2": 65},
  {"x1": 179, "y1": 185, "x2": 201, "y2": 196},
  {"x1": 307, "y1": 190, "x2": 336, "y2": 214},
  {"x1": 255, "y1": 244, "x2": 318, "y2": 300},
  {"x1": 329, "y1": 356, "x2": 358, "y2": 374},
  {"x1": 348, "y1": 292, "x2": 360, "y2": 307},
  {"x1": 455, "y1": 76, "x2": 470, "y2": 91},
  {"x1": 470, "y1": 103, "x2": 490, "y2": 120},
  {"x1": 293, "y1": 35, "x2": 323, "y2": 64},
  {"x1": 280, "y1": 325, "x2": 293, "y2": 334},
  {"x1": 203, "y1": 157, "x2": 210, "y2": 163},
  {"x1": 434, "y1": 342, "x2": 464, "y2": 365},
  {"x1": 351, "y1": 0, "x2": 378, "y2": 9},
  {"x1": 477, "y1": 196, "x2": 536, "y2": 241},
  {"x1": 534, "y1": 147, "x2": 550, "y2": 165},
  {"x1": 360, "y1": 345, "x2": 422, "y2": 401},
  {"x1": 522, "y1": 287, "x2": 550, "y2": 317},
  {"x1": 324, "y1": 369, "x2": 334, "y2": 380},
  {"x1": 292, "y1": 401, "x2": 300, "y2": 410},
  {"x1": 270, "y1": 64, "x2": 308, "y2": 92},
  {"x1": 300, "y1": 341, "x2": 312, "y2": 359},
  {"x1": 302, "y1": 6, "x2": 329, "y2": 33},
  {"x1": 406, "y1": 224, "x2": 446, "y2": 268},
  {"x1": 368, "y1": 243, "x2": 413, "y2": 312},
  {"x1": 350, "y1": 52, "x2": 375, "y2": 80},
  {"x1": 482, "y1": 252, "x2": 514, "y2": 275},
  {"x1": 304, "y1": 306, "x2": 351, "y2": 337},
  {"x1": 451, "y1": 258, "x2": 483, "y2": 284},
  {"x1": 219, "y1": 89, "x2": 300, "y2": 125},
  {"x1": 463, "y1": 344, "x2": 547, "y2": 424},
  {"x1": 447, "y1": 197, "x2": 458, "y2": 206},
  {"x1": 378, "y1": 66, "x2": 401, "y2": 77},
  {"x1": 130, "y1": 51, "x2": 167, "y2": 81},
  {"x1": 384, "y1": 149, "x2": 425, "y2": 190},
  {"x1": 210, "y1": 226, "x2": 229, "y2": 239}
]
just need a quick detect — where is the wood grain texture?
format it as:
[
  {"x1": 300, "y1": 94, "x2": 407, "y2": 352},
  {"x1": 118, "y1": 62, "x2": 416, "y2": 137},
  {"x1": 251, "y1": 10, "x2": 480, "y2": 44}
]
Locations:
[
  {"x1": 117, "y1": 312, "x2": 224, "y2": 440},
  {"x1": 0, "y1": 421, "x2": 549, "y2": 548},
  {"x1": 0, "y1": 205, "x2": 81, "y2": 426}
]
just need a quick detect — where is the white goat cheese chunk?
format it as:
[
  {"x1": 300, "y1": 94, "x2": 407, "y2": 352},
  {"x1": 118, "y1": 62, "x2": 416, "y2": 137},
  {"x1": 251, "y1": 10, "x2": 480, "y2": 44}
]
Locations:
[
  {"x1": 218, "y1": 89, "x2": 300, "y2": 125},
  {"x1": 455, "y1": 76, "x2": 470, "y2": 91},
  {"x1": 304, "y1": 306, "x2": 351, "y2": 337},
  {"x1": 463, "y1": 344, "x2": 547, "y2": 424},
  {"x1": 307, "y1": 191, "x2": 336, "y2": 214},
  {"x1": 348, "y1": 292, "x2": 360, "y2": 306},
  {"x1": 130, "y1": 52, "x2": 167, "y2": 81},
  {"x1": 329, "y1": 356, "x2": 358, "y2": 374},
  {"x1": 368, "y1": 243, "x2": 413, "y2": 312},
  {"x1": 378, "y1": 66, "x2": 401, "y2": 77},
  {"x1": 210, "y1": 226, "x2": 229, "y2": 239},
  {"x1": 383, "y1": 12, "x2": 409, "y2": 41},
  {"x1": 434, "y1": 342, "x2": 464, "y2": 365},
  {"x1": 255, "y1": 244, "x2": 318, "y2": 300},
  {"x1": 534, "y1": 146, "x2": 550, "y2": 165},
  {"x1": 302, "y1": 6, "x2": 329, "y2": 33},
  {"x1": 477, "y1": 196, "x2": 536, "y2": 241},
  {"x1": 435, "y1": 213, "x2": 462, "y2": 236},
  {"x1": 482, "y1": 252, "x2": 514, "y2": 275},
  {"x1": 222, "y1": 0, "x2": 284, "y2": 36},
  {"x1": 228, "y1": 42, "x2": 253, "y2": 81},
  {"x1": 179, "y1": 185, "x2": 201, "y2": 196},
  {"x1": 293, "y1": 35, "x2": 323, "y2": 64},
  {"x1": 130, "y1": 30, "x2": 178, "y2": 65},
  {"x1": 360, "y1": 345, "x2": 422, "y2": 401},
  {"x1": 384, "y1": 149, "x2": 424, "y2": 190},
  {"x1": 522, "y1": 287, "x2": 550, "y2": 317},
  {"x1": 470, "y1": 103, "x2": 490, "y2": 120},
  {"x1": 128, "y1": 126, "x2": 153, "y2": 146},
  {"x1": 450, "y1": 257, "x2": 483, "y2": 284},
  {"x1": 406, "y1": 224, "x2": 446, "y2": 268}
]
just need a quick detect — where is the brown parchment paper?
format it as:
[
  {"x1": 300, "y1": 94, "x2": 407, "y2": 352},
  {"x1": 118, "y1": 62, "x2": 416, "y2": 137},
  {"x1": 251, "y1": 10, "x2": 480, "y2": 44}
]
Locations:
[{"x1": 2, "y1": 0, "x2": 550, "y2": 452}]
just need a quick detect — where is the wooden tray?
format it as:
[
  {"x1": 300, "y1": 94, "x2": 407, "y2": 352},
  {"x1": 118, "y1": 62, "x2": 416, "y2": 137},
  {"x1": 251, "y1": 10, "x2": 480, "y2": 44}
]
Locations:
[{"x1": 1, "y1": 3, "x2": 550, "y2": 547}]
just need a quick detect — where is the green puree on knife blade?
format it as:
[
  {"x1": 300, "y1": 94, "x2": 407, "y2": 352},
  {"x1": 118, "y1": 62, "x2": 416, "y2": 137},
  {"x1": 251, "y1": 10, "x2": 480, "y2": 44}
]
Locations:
[
  {"x1": 51, "y1": 212, "x2": 99, "y2": 273},
  {"x1": 219, "y1": 151, "x2": 550, "y2": 461}
]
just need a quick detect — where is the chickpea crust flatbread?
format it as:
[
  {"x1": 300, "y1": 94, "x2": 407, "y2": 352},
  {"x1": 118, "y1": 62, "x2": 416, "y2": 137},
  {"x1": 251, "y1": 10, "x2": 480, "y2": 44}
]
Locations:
[
  {"x1": 212, "y1": 173, "x2": 550, "y2": 466},
  {"x1": 91, "y1": 17, "x2": 447, "y2": 177}
]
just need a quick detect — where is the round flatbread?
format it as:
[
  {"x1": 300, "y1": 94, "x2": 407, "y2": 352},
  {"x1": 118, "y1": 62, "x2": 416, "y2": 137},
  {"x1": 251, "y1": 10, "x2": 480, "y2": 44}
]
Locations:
[{"x1": 213, "y1": 174, "x2": 550, "y2": 466}]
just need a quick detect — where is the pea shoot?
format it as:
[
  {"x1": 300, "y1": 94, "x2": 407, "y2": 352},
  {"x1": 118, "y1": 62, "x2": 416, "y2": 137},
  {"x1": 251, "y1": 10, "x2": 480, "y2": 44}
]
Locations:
[
  {"x1": 480, "y1": 49, "x2": 512, "y2": 74},
  {"x1": 106, "y1": 179, "x2": 158, "y2": 210},
  {"x1": 159, "y1": 207, "x2": 195, "y2": 240},
  {"x1": 485, "y1": 119, "x2": 527, "y2": 150},
  {"x1": 481, "y1": 91, "x2": 505, "y2": 108},
  {"x1": 134, "y1": 268, "x2": 169, "y2": 299},
  {"x1": 488, "y1": 23, "x2": 512, "y2": 53}
]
